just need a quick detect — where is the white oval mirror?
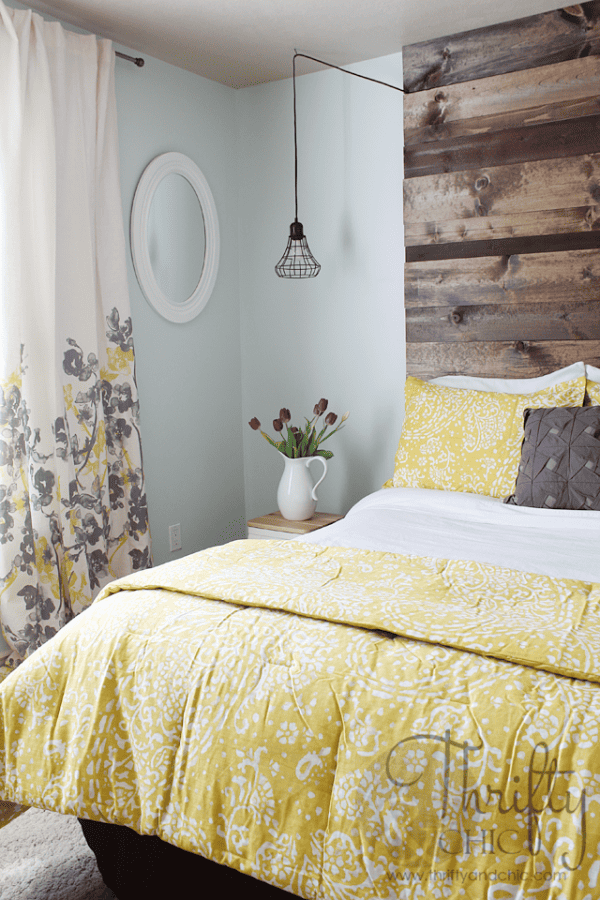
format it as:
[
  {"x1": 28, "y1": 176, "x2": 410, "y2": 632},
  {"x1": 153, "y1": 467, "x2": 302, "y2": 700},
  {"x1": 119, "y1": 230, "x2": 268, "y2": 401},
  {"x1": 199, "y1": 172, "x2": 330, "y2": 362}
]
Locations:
[
  {"x1": 130, "y1": 152, "x2": 219, "y2": 323},
  {"x1": 148, "y1": 172, "x2": 206, "y2": 305}
]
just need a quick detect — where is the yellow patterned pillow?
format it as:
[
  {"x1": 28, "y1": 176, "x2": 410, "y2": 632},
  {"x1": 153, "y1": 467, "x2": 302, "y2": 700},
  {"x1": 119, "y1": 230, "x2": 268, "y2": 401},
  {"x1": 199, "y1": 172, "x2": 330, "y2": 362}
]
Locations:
[
  {"x1": 587, "y1": 381, "x2": 600, "y2": 406},
  {"x1": 388, "y1": 375, "x2": 586, "y2": 498}
]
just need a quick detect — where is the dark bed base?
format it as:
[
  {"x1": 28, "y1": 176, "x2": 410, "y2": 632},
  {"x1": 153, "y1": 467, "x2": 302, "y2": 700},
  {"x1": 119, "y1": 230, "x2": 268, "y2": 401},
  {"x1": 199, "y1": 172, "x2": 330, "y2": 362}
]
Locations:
[{"x1": 78, "y1": 818, "x2": 294, "y2": 900}]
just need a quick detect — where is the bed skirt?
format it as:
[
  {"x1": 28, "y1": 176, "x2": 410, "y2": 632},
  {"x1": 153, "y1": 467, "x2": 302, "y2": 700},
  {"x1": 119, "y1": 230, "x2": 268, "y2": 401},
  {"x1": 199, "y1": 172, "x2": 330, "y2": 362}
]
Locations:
[{"x1": 78, "y1": 819, "x2": 294, "y2": 900}]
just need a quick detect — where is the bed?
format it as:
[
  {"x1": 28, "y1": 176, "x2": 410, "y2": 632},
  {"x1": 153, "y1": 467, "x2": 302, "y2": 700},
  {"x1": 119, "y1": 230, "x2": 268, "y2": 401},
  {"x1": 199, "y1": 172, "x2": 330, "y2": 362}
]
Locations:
[
  {"x1": 1, "y1": 361, "x2": 600, "y2": 900},
  {"x1": 2, "y1": 4, "x2": 600, "y2": 898}
]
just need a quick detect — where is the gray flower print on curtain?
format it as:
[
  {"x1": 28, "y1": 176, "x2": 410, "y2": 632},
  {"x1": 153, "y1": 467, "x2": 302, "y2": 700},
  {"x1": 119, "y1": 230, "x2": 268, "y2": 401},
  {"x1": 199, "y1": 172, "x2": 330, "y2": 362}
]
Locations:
[
  {"x1": 0, "y1": 309, "x2": 152, "y2": 678},
  {"x1": 0, "y1": 7, "x2": 153, "y2": 680}
]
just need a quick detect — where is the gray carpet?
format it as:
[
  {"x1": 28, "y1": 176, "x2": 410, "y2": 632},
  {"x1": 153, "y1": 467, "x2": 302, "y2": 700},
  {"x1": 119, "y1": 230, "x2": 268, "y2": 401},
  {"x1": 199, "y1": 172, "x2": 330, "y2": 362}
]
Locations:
[{"x1": 0, "y1": 807, "x2": 116, "y2": 900}]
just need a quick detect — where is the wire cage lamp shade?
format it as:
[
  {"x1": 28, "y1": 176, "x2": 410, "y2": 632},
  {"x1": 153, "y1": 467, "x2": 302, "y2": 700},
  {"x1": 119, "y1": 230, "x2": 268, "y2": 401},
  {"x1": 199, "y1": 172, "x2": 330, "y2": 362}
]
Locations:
[{"x1": 275, "y1": 220, "x2": 321, "y2": 278}]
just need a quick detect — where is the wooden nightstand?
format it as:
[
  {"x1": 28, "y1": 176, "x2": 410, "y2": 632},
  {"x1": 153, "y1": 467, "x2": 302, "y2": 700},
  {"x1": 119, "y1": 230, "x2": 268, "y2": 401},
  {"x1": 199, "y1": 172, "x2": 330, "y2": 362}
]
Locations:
[{"x1": 247, "y1": 511, "x2": 343, "y2": 540}]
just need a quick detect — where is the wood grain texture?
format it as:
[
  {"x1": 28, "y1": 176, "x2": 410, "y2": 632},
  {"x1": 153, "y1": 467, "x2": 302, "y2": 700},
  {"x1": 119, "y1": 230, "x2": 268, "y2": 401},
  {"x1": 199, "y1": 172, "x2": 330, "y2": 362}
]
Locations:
[
  {"x1": 403, "y1": 56, "x2": 600, "y2": 147},
  {"x1": 406, "y1": 232, "x2": 600, "y2": 262},
  {"x1": 402, "y1": 4, "x2": 600, "y2": 380},
  {"x1": 405, "y1": 249, "x2": 600, "y2": 306},
  {"x1": 406, "y1": 299, "x2": 600, "y2": 343},
  {"x1": 405, "y1": 208, "x2": 600, "y2": 248},
  {"x1": 404, "y1": 115, "x2": 600, "y2": 178},
  {"x1": 406, "y1": 339, "x2": 600, "y2": 379},
  {"x1": 247, "y1": 512, "x2": 343, "y2": 533},
  {"x1": 403, "y1": 1, "x2": 600, "y2": 93},
  {"x1": 404, "y1": 152, "x2": 600, "y2": 232}
]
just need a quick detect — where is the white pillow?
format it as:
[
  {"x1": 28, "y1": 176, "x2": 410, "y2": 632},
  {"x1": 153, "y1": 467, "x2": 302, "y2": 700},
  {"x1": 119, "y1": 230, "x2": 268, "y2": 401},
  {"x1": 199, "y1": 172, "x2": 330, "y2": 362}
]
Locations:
[
  {"x1": 432, "y1": 362, "x2": 585, "y2": 394},
  {"x1": 585, "y1": 364, "x2": 600, "y2": 385}
]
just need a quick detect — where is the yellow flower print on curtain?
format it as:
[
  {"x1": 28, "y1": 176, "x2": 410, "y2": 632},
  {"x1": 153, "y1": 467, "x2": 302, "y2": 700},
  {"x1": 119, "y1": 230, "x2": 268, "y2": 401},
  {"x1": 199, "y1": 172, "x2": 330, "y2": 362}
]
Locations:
[
  {"x1": 0, "y1": 6, "x2": 153, "y2": 680},
  {"x1": 0, "y1": 310, "x2": 152, "y2": 679}
]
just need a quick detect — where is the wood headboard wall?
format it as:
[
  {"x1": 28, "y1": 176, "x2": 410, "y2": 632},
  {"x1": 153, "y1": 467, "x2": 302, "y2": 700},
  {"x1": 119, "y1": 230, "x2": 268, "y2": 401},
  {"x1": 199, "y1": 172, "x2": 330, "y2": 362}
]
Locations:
[{"x1": 402, "y1": 1, "x2": 600, "y2": 379}]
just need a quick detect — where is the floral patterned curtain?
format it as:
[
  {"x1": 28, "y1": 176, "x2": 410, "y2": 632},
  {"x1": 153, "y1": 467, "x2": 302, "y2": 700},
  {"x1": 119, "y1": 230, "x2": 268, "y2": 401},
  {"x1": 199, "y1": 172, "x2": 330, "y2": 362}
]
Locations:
[{"x1": 0, "y1": 5, "x2": 152, "y2": 680}]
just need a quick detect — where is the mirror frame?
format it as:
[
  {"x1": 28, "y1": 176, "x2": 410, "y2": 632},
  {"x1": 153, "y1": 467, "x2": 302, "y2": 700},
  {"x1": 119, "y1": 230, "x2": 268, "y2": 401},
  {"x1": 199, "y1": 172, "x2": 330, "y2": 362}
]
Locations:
[{"x1": 130, "y1": 152, "x2": 220, "y2": 323}]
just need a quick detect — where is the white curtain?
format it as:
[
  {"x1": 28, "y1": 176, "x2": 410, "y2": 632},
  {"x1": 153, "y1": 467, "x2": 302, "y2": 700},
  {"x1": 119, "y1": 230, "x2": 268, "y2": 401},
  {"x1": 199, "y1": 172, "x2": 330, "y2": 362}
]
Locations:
[{"x1": 0, "y1": 3, "x2": 152, "y2": 679}]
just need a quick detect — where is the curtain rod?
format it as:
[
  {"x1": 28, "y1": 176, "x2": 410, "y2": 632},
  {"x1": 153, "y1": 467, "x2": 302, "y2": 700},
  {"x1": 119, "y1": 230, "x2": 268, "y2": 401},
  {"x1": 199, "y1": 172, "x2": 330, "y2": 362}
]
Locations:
[{"x1": 115, "y1": 50, "x2": 144, "y2": 67}]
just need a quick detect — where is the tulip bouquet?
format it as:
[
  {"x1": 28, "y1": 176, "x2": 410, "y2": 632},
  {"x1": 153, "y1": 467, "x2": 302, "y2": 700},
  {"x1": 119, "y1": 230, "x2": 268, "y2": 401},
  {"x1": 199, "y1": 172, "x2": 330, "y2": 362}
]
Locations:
[{"x1": 249, "y1": 399, "x2": 349, "y2": 459}]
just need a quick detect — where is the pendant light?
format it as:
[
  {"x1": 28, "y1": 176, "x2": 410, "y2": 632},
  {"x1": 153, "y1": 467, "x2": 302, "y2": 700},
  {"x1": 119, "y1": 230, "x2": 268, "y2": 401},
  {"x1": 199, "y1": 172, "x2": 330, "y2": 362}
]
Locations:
[
  {"x1": 275, "y1": 53, "x2": 321, "y2": 278},
  {"x1": 275, "y1": 52, "x2": 405, "y2": 280}
]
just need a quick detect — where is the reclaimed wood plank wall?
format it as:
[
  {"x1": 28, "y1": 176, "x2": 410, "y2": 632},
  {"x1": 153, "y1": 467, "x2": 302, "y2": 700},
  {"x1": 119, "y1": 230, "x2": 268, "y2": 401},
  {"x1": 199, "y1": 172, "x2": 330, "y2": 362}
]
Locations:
[{"x1": 402, "y1": 1, "x2": 600, "y2": 379}]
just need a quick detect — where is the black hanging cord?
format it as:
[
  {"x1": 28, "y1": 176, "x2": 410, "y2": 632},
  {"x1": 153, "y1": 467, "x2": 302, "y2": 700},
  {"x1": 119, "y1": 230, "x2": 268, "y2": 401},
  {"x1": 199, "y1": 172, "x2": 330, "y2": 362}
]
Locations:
[
  {"x1": 293, "y1": 51, "x2": 406, "y2": 94},
  {"x1": 290, "y1": 50, "x2": 404, "y2": 230},
  {"x1": 293, "y1": 53, "x2": 299, "y2": 222}
]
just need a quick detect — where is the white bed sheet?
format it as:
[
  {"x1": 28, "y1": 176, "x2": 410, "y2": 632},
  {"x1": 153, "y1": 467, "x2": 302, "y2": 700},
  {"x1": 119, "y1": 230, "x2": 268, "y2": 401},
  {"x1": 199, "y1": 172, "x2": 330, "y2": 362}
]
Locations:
[{"x1": 299, "y1": 487, "x2": 600, "y2": 582}]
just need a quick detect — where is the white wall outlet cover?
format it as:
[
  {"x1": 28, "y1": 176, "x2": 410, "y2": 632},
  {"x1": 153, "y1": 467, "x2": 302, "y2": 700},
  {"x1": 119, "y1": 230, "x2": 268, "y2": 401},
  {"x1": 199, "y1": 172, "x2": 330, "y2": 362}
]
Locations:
[{"x1": 169, "y1": 523, "x2": 182, "y2": 552}]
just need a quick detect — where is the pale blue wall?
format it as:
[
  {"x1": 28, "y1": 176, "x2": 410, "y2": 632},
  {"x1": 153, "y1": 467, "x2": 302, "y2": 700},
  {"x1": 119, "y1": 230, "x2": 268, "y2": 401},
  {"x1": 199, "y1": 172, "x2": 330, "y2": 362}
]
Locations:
[
  {"x1": 5, "y1": 1, "x2": 406, "y2": 565},
  {"x1": 113, "y1": 47, "x2": 246, "y2": 563},
  {"x1": 6, "y1": 1, "x2": 246, "y2": 567},
  {"x1": 238, "y1": 55, "x2": 405, "y2": 520}
]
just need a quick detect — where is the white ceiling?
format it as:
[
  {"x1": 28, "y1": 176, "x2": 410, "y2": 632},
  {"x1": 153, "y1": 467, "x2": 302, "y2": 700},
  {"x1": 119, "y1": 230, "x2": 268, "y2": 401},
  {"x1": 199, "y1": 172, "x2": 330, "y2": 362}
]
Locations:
[{"x1": 24, "y1": 0, "x2": 566, "y2": 88}]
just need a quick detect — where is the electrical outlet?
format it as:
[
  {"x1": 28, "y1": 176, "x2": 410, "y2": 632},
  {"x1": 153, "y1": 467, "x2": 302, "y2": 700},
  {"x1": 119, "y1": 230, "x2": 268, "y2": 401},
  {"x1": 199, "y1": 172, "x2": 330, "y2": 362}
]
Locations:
[{"x1": 169, "y1": 523, "x2": 182, "y2": 552}]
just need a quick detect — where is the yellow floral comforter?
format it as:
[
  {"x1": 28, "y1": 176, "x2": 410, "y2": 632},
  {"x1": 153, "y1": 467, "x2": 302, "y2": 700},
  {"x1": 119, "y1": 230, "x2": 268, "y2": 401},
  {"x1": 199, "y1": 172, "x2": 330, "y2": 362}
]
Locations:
[{"x1": 2, "y1": 539, "x2": 600, "y2": 899}]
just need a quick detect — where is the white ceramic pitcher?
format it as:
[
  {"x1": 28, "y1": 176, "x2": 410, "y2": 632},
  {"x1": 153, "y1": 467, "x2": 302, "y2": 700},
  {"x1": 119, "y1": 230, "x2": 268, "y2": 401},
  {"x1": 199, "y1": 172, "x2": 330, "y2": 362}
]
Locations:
[{"x1": 277, "y1": 455, "x2": 328, "y2": 521}]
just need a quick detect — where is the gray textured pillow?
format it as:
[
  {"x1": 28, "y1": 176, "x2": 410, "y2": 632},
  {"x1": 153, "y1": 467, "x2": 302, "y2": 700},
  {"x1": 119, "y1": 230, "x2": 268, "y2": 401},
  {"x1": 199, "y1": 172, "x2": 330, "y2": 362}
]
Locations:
[{"x1": 506, "y1": 407, "x2": 600, "y2": 510}]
